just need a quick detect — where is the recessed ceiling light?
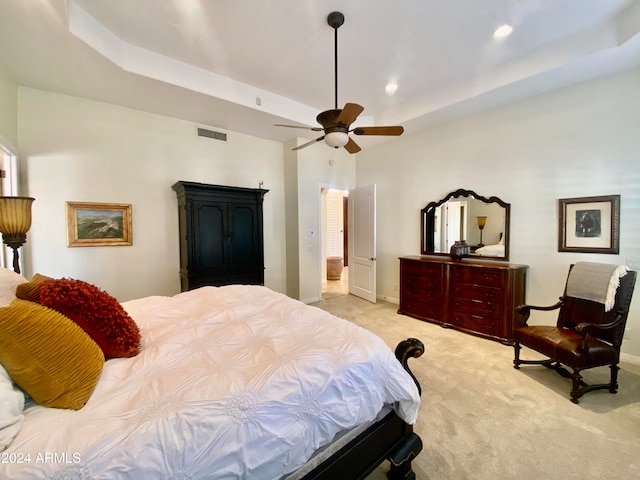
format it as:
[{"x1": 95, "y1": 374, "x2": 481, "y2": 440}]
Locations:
[
  {"x1": 493, "y1": 24, "x2": 513, "y2": 38},
  {"x1": 385, "y1": 82, "x2": 398, "y2": 95}
]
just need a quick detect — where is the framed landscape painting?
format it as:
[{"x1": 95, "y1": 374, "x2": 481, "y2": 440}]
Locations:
[
  {"x1": 558, "y1": 194, "x2": 620, "y2": 254},
  {"x1": 66, "y1": 201, "x2": 132, "y2": 247}
]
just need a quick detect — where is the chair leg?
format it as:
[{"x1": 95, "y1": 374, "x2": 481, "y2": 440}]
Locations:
[
  {"x1": 513, "y1": 342, "x2": 521, "y2": 369},
  {"x1": 515, "y1": 350, "x2": 621, "y2": 403},
  {"x1": 570, "y1": 369, "x2": 583, "y2": 404},
  {"x1": 609, "y1": 364, "x2": 620, "y2": 394}
]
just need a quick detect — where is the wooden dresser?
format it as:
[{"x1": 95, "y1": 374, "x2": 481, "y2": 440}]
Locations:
[{"x1": 398, "y1": 255, "x2": 528, "y2": 344}]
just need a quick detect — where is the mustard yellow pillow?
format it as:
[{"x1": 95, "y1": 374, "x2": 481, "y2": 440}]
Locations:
[
  {"x1": 0, "y1": 300, "x2": 104, "y2": 410},
  {"x1": 15, "y1": 273, "x2": 52, "y2": 303}
]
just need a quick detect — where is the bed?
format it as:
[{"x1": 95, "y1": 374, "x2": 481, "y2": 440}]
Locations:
[
  {"x1": 474, "y1": 234, "x2": 505, "y2": 257},
  {"x1": 474, "y1": 243, "x2": 505, "y2": 257},
  {"x1": 0, "y1": 270, "x2": 423, "y2": 480}
]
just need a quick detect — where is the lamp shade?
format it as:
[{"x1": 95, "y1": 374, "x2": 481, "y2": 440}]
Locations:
[
  {"x1": 476, "y1": 216, "x2": 487, "y2": 228},
  {"x1": 324, "y1": 131, "x2": 349, "y2": 148},
  {"x1": 0, "y1": 196, "x2": 35, "y2": 235}
]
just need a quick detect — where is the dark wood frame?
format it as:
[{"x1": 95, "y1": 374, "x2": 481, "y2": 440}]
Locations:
[
  {"x1": 301, "y1": 338, "x2": 424, "y2": 480},
  {"x1": 421, "y1": 188, "x2": 511, "y2": 260},
  {"x1": 558, "y1": 194, "x2": 620, "y2": 254}
]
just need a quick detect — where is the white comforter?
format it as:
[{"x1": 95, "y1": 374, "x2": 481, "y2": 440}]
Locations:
[{"x1": 1, "y1": 285, "x2": 420, "y2": 479}]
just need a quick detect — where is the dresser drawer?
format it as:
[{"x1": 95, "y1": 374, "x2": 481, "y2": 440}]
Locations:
[
  {"x1": 402, "y1": 274, "x2": 443, "y2": 293},
  {"x1": 401, "y1": 260, "x2": 443, "y2": 279},
  {"x1": 403, "y1": 285, "x2": 442, "y2": 305},
  {"x1": 450, "y1": 296, "x2": 502, "y2": 320},
  {"x1": 400, "y1": 299, "x2": 443, "y2": 322},
  {"x1": 449, "y1": 311, "x2": 501, "y2": 337},
  {"x1": 450, "y1": 265, "x2": 504, "y2": 287},
  {"x1": 450, "y1": 282, "x2": 502, "y2": 302}
]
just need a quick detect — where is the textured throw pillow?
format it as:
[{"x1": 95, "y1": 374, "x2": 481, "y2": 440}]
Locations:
[
  {"x1": 0, "y1": 268, "x2": 28, "y2": 307},
  {"x1": 39, "y1": 278, "x2": 141, "y2": 359},
  {"x1": 15, "y1": 273, "x2": 53, "y2": 303},
  {"x1": 0, "y1": 300, "x2": 104, "y2": 410}
]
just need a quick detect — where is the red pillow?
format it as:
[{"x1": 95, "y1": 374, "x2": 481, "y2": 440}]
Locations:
[{"x1": 39, "y1": 278, "x2": 141, "y2": 358}]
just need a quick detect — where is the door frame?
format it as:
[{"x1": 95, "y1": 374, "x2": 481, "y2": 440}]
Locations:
[
  {"x1": 0, "y1": 137, "x2": 20, "y2": 270},
  {"x1": 318, "y1": 182, "x2": 352, "y2": 300}
]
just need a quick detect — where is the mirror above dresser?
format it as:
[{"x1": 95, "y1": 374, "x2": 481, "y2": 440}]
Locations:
[{"x1": 421, "y1": 188, "x2": 511, "y2": 261}]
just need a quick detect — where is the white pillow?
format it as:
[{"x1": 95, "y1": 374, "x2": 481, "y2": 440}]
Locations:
[
  {"x1": 0, "y1": 268, "x2": 28, "y2": 307},
  {"x1": 475, "y1": 244, "x2": 505, "y2": 256},
  {"x1": 0, "y1": 365, "x2": 25, "y2": 451}
]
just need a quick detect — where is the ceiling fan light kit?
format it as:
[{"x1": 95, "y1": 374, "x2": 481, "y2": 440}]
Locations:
[
  {"x1": 324, "y1": 131, "x2": 349, "y2": 148},
  {"x1": 274, "y1": 11, "x2": 404, "y2": 154}
]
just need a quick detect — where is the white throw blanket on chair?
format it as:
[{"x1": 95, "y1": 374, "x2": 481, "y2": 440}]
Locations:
[{"x1": 566, "y1": 262, "x2": 629, "y2": 312}]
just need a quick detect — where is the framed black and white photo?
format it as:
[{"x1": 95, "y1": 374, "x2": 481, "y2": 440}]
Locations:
[{"x1": 558, "y1": 195, "x2": 620, "y2": 254}]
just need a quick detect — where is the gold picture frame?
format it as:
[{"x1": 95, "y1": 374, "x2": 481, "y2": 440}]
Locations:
[
  {"x1": 558, "y1": 194, "x2": 620, "y2": 254},
  {"x1": 66, "y1": 201, "x2": 132, "y2": 247}
]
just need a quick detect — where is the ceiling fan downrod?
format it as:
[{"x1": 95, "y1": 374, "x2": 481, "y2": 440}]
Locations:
[
  {"x1": 327, "y1": 11, "x2": 344, "y2": 110},
  {"x1": 273, "y1": 10, "x2": 403, "y2": 154}
]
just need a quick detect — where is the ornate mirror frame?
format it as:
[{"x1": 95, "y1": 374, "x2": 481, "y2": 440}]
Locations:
[{"x1": 421, "y1": 188, "x2": 511, "y2": 261}]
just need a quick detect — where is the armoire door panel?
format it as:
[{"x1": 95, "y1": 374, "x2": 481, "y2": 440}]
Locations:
[
  {"x1": 229, "y1": 204, "x2": 257, "y2": 269},
  {"x1": 194, "y1": 203, "x2": 227, "y2": 272}
]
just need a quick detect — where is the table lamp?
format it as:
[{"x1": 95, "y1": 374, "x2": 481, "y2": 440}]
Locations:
[
  {"x1": 0, "y1": 196, "x2": 35, "y2": 274},
  {"x1": 476, "y1": 216, "x2": 487, "y2": 247}
]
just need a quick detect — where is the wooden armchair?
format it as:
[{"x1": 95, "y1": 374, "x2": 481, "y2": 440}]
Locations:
[{"x1": 513, "y1": 264, "x2": 636, "y2": 403}]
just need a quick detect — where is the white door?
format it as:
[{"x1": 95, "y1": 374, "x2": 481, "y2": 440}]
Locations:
[{"x1": 348, "y1": 184, "x2": 376, "y2": 303}]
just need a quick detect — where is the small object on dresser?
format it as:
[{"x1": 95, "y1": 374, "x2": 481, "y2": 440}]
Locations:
[{"x1": 450, "y1": 240, "x2": 470, "y2": 261}]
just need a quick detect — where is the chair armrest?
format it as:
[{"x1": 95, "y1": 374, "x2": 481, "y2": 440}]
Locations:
[
  {"x1": 575, "y1": 309, "x2": 625, "y2": 334},
  {"x1": 575, "y1": 310, "x2": 626, "y2": 353},
  {"x1": 515, "y1": 298, "x2": 564, "y2": 327}
]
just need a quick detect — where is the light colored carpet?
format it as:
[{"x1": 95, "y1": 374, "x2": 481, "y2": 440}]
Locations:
[{"x1": 311, "y1": 294, "x2": 640, "y2": 480}]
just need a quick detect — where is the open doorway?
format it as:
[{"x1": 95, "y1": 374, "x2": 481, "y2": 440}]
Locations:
[
  {"x1": 321, "y1": 187, "x2": 349, "y2": 299},
  {"x1": 0, "y1": 141, "x2": 19, "y2": 270}
]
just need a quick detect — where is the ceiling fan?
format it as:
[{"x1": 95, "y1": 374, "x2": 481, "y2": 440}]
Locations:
[{"x1": 274, "y1": 11, "x2": 404, "y2": 154}]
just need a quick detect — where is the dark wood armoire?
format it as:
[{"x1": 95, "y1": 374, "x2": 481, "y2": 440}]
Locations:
[{"x1": 172, "y1": 181, "x2": 268, "y2": 291}]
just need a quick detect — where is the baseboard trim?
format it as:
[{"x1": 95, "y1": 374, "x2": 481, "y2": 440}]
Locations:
[
  {"x1": 377, "y1": 294, "x2": 399, "y2": 304},
  {"x1": 302, "y1": 296, "x2": 322, "y2": 304},
  {"x1": 620, "y1": 353, "x2": 640, "y2": 366}
]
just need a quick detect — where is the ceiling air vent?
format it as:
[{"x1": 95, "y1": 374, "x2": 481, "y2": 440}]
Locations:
[{"x1": 197, "y1": 127, "x2": 227, "y2": 142}]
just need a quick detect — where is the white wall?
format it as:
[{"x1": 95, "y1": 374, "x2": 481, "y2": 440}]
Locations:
[
  {"x1": 18, "y1": 88, "x2": 287, "y2": 301},
  {"x1": 0, "y1": 67, "x2": 17, "y2": 149},
  {"x1": 356, "y1": 66, "x2": 640, "y2": 361},
  {"x1": 291, "y1": 141, "x2": 355, "y2": 303}
]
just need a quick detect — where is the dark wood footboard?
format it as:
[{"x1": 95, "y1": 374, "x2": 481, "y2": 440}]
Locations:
[{"x1": 301, "y1": 338, "x2": 424, "y2": 480}]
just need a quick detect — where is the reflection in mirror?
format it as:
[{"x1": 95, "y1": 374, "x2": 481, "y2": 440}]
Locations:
[{"x1": 421, "y1": 189, "x2": 510, "y2": 260}]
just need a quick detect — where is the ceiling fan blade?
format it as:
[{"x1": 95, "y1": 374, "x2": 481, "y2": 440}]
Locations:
[
  {"x1": 352, "y1": 126, "x2": 404, "y2": 136},
  {"x1": 336, "y1": 103, "x2": 364, "y2": 126},
  {"x1": 344, "y1": 137, "x2": 361, "y2": 154},
  {"x1": 274, "y1": 124, "x2": 323, "y2": 132},
  {"x1": 292, "y1": 136, "x2": 325, "y2": 151}
]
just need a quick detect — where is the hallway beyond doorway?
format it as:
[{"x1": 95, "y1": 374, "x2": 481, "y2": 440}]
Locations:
[{"x1": 322, "y1": 266, "x2": 348, "y2": 299}]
